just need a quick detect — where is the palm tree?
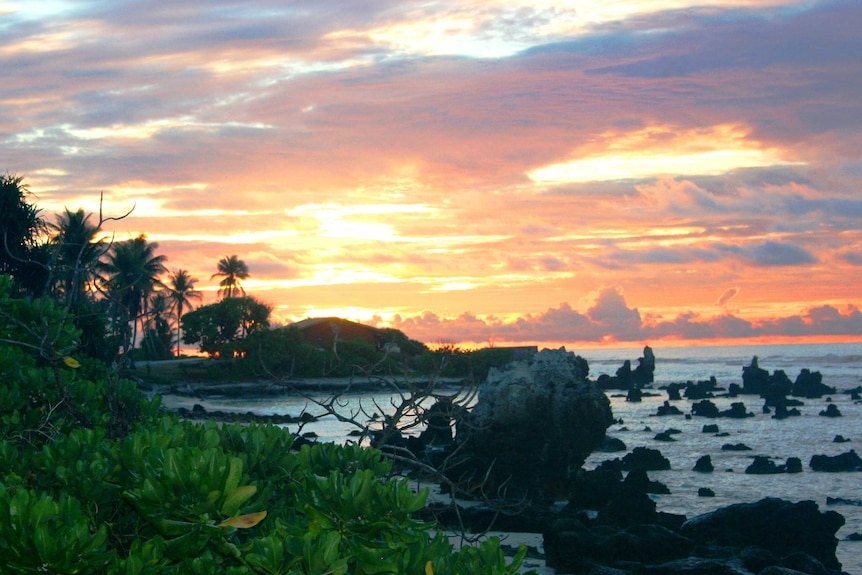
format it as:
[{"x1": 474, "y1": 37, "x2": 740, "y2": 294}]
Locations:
[
  {"x1": 211, "y1": 255, "x2": 249, "y2": 299},
  {"x1": 50, "y1": 208, "x2": 103, "y2": 306},
  {"x1": 100, "y1": 235, "x2": 168, "y2": 367},
  {"x1": 0, "y1": 173, "x2": 48, "y2": 295},
  {"x1": 166, "y1": 269, "x2": 202, "y2": 358}
]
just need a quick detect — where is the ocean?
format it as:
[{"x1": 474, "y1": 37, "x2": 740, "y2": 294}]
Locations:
[{"x1": 159, "y1": 341, "x2": 862, "y2": 571}]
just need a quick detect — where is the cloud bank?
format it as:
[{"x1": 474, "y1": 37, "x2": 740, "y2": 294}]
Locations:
[{"x1": 2, "y1": 0, "x2": 861, "y2": 345}]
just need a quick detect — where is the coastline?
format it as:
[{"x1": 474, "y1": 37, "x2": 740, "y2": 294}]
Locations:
[{"x1": 142, "y1": 342, "x2": 862, "y2": 574}]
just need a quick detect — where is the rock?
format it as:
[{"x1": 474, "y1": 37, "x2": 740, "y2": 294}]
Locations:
[
  {"x1": 626, "y1": 468, "x2": 671, "y2": 495},
  {"x1": 759, "y1": 567, "x2": 822, "y2": 575},
  {"x1": 632, "y1": 345, "x2": 656, "y2": 387},
  {"x1": 595, "y1": 435, "x2": 627, "y2": 452},
  {"x1": 684, "y1": 377, "x2": 721, "y2": 400},
  {"x1": 780, "y1": 551, "x2": 831, "y2": 575},
  {"x1": 809, "y1": 449, "x2": 862, "y2": 472},
  {"x1": 544, "y1": 520, "x2": 694, "y2": 572},
  {"x1": 785, "y1": 457, "x2": 803, "y2": 473},
  {"x1": 719, "y1": 401, "x2": 754, "y2": 418},
  {"x1": 546, "y1": 495, "x2": 847, "y2": 574},
  {"x1": 417, "y1": 396, "x2": 456, "y2": 447},
  {"x1": 691, "y1": 399, "x2": 720, "y2": 418},
  {"x1": 745, "y1": 456, "x2": 804, "y2": 475},
  {"x1": 721, "y1": 442, "x2": 753, "y2": 451},
  {"x1": 819, "y1": 404, "x2": 842, "y2": 417},
  {"x1": 626, "y1": 386, "x2": 643, "y2": 402},
  {"x1": 457, "y1": 347, "x2": 614, "y2": 499},
  {"x1": 597, "y1": 469, "x2": 662, "y2": 526},
  {"x1": 702, "y1": 423, "x2": 720, "y2": 433},
  {"x1": 693, "y1": 455, "x2": 714, "y2": 473},
  {"x1": 566, "y1": 466, "x2": 624, "y2": 511},
  {"x1": 746, "y1": 456, "x2": 783, "y2": 474},
  {"x1": 666, "y1": 383, "x2": 684, "y2": 400},
  {"x1": 621, "y1": 446, "x2": 671, "y2": 471},
  {"x1": 656, "y1": 400, "x2": 684, "y2": 416},
  {"x1": 792, "y1": 368, "x2": 836, "y2": 398},
  {"x1": 826, "y1": 496, "x2": 862, "y2": 507},
  {"x1": 680, "y1": 498, "x2": 845, "y2": 571},
  {"x1": 698, "y1": 487, "x2": 715, "y2": 497},
  {"x1": 654, "y1": 430, "x2": 677, "y2": 442},
  {"x1": 833, "y1": 435, "x2": 851, "y2": 443},
  {"x1": 615, "y1": 359, "x2": 633, "y2": 390},
  {"x1": 743, "y1": 356, "x2": 770, "y2": 395},
  {"x1": 640, "y1": 556, "x2": 757, "y2": 574}
]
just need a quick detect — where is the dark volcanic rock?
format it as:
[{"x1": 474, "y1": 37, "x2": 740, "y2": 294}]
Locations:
[
  {"x1": 746, "y1": 455, "x2": 783, "y2": 474},
  {"x1": 544, "y1": 521, "x2": 694, "y2": 571},
  {"x1": 719, "y1": 401, "x2": 754, "y2": 418},
  {"x1": 819, "y1": 404, "x2": 842, "y2": 418},
  {"x1": 621, "y1": 446, "x2": 671, "y2": 471},
  {"x1": 633, "y1": 345, "x2": 656, "y2": 387},
  {"x1": 743, "y1": 355, "x2": 770, "y2": 395},
  {"x1": 745, "y1": 455, "x2": 802, "y2": 475},
  {"x1": 545, "y1": 494, "x2": 847, "y2": 575},
  {"x1": 693, "y1": 455, "x2": 714, "y2": 473},
  {"x1": 566, "y1": 466, "x2": 666, "y2": 528},
  {"x1": 595, "y1": 435, "x2": 627, "y2": 452},
  {"x1": 721, "y1": 442, "x2": 753, "y2": 451},
  {"x1": 680, "y1": 498, "x2": 845, "y2": 571},
  {"x1": 785, "y1": 457, "x2": 803, "y2": 473},
  {"x1": 656, "y1": 400, "x2": 684, "y2": 416},
  {"x1": 691, "y1": 399, "x2": 720, "y2": 418},
  {"x1": 654, "y1": 430, "x2": 677, "y2": 442},
  {"x1": 457, "y1": 347, "x2": 613, "y2": 499},
  {"x1": 684, "y1": 377, "x2": 721, "y2": 400},
  {"x1": 666, "y1": 382, "x2": 684, "y2": 400},
  {"x1": 810, "y1": 449, "x2": 862, "y2": 472},
  {"x1": 793, "y1": 368, "x2": 836, "y2": 398},
  {"x1": 567, "y1": 467, "x2": 624, "y2": 511},
  {"x1": 698, "y1": 487, "x2": 715, "y2": 497}
]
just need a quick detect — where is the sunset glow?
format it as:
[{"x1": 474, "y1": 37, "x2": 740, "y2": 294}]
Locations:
[{"x1": 3, "y1": 0, "x2": 861, "y2": 348}]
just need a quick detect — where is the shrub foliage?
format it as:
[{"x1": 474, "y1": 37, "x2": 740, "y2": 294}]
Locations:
[{"x1": 0, "y1": 279, "x2": 534, "y2": 574}]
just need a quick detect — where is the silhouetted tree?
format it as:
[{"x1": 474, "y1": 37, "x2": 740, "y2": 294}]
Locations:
[
  {"x1": 49, "y1": 207, "x2": 104, "y2": 307},
  {"x1": 99, "y1": 235, "x2": 167, "y2": 367},
  {"x1": 181, "y1": 296, "x2": 270, "y2": 357},
  {"x1": 0, "y1": 173, "x2": 49, "y2": 295},
  {"x1": 166, "y1": 269, "x2": 202, "y2": 357},
  {"x1": 212, "y1": 254, "x2": 249, "y2": 299}
]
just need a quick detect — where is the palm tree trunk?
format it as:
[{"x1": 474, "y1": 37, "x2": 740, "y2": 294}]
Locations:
[{"x1": 175, "y1": 304, "x2": 183, "y2": 358}]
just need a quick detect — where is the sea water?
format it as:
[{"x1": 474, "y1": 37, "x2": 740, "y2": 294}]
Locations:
[{"x1": 160, "y1": 341, "x2": 862, "y2": 571}]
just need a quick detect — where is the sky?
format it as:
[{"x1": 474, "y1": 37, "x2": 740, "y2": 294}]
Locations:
[{"x1": 3, "y1": 0, "x2": 862, "y2": 349}]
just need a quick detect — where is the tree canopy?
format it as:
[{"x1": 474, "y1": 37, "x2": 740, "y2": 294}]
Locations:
[
  {"x1": 212, "y1": 254, "x2": 249, "y2": 299},
  {"x1": 181, "y1": 296, "x2": 271, "y2": 357}
]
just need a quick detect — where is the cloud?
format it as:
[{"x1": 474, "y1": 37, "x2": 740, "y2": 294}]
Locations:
[
  {"x1": 716, "y1": 287, "x2": 740, "y2": 307},
  {"x1": 585, "y1": 287, "x2": 642, "y2": 338},
  {"x1": 744, "y1": 241, "x2": 817, "y2": 267},
  {"x1": 386, "y1": 289, "x2": 862, "y2": 345},
  {"x1": 3, "y1": 0, "x2": 862, "y2": 345},
  {"x1": 838, "y1": 252, "x2": 862, "y2": 266}
]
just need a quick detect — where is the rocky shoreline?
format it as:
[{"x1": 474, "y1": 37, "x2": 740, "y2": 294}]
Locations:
[{"x1": 149, "y1": 348, "x2": 857, "y2": 574}]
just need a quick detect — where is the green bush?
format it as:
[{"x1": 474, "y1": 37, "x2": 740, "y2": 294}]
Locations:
[
  {"x1": 0, "y1": 282, "x2": 536, "y2": 575},
  {"x1": 0, "y1": 485, "x2": 111, "y2": 573}
]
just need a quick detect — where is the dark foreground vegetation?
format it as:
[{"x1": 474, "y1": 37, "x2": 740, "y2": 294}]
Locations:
[
  {"x1": 0, "y1": 277, "x2": 532, "y2": 575},
  {"x1": 0, "y1": 174, "x2": 533, "y2": 573}
]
